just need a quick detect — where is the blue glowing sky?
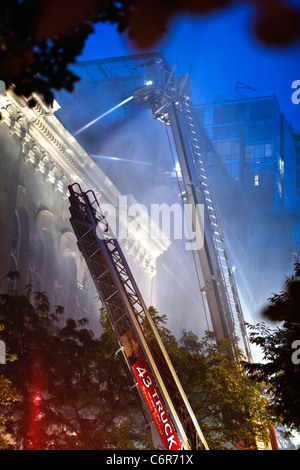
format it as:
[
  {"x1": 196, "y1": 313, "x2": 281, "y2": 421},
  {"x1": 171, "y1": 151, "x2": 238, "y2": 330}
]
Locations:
[{"x1": 76, "y1": 2, "x2": 300, "y2": 130}]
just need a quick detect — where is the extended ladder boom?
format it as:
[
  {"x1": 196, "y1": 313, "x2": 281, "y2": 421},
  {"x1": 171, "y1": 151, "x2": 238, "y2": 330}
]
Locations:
[
  {"x1": 68, "y1": 183, "x2": 208, "y2": 451},
  {"x1": 133, "y1": 59, "x2": 252, "y2": 361}
]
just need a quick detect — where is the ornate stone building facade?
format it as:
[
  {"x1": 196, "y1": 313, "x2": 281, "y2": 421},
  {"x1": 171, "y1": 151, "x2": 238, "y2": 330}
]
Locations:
[{"x1": 0, "y1": 90, "x2": 169, "y2": 331}]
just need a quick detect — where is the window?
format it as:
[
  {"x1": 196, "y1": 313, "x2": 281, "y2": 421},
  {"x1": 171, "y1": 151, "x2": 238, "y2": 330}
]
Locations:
[
  {"x1": 249, "y1": 99, "x2": 274, "y2": 120},
  {"x1": 213, "y1": 125, "x2": 241, "y2": 140},
  {"x1": 213, "y1": 103, "x2": 246, "y2": 124},
  {"x1": 245, "y1": 143, "x2": 275, "y2": 163},
  {"x1": 246, "y1": 145, "x2": 255, "y2": 161},
  {"x1": 255, "y1": 144, "x2": 265, "y2": 159},
  {"x1": 222, "y1": 141, "x2": 231, "y2": 156},
  {"x1": 247, "y1": 122, "x2": 274, "y2": 141},
  {"x1": 265, "y1": 143, "x2": 274, "y2": 157},
  {"x1": 231, "y1": 140, "x2": 240, "y2": 155}
]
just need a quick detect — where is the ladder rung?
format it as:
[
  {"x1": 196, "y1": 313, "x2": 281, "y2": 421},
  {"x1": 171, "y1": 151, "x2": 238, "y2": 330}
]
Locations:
[{"x1": 105, "y1": 290, "x2": 118, "y2": 302}]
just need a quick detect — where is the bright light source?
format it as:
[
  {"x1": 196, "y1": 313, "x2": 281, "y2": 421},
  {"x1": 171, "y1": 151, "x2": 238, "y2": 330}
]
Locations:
[
  {"x1": 175, "y1": 162, "x2": 181, "y2": 173},
  {"x1": 145, "y1": 80, "x2": 153, "y2": 86}
]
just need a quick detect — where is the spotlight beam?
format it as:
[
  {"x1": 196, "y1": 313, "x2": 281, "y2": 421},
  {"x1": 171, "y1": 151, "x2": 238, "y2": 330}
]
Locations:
[{"x1": 74, "y1": 96, "x2": 134, "y2": 136}]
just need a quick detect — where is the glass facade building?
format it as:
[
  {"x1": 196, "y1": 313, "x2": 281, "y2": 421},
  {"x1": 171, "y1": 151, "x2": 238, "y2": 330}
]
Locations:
[
  {"x1": 195, "y1": 89, "x2": 300, "y2": 310},
  {"x1": 195, "y1": 90, "x2": 300, "y2": 216}
]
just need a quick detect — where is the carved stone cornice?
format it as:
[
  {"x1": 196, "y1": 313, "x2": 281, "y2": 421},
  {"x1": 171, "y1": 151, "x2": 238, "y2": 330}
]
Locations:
[{"x1": 0, "y1": 91, "x2": 170, "y2": 276}]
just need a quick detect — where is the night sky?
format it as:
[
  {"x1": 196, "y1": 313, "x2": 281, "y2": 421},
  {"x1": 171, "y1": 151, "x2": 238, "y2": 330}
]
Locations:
[{"x1": 75, "y1": 2, "x2": 300, "y2": 131}]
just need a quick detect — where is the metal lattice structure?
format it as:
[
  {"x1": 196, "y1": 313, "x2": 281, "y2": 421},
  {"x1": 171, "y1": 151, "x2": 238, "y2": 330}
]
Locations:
[{"x1": 68, "y1": 183, "x2": 208, "y2": 451}]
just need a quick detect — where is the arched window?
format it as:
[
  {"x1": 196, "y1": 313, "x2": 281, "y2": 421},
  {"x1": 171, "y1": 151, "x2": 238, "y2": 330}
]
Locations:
[
  {"x1": 8, "y1": 209, "x2": 30, "y2": 291},
  {"x1": 56, "y1": 249, "x2": 79, "y2": 319},
  {"x1": 34, "y1": 210, "x2": 57, "y2": 305}
]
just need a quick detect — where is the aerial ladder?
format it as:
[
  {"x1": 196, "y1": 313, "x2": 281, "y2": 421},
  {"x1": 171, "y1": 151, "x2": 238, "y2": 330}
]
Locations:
[
  {"x1": 133, "y1": 58, "x2": 252, "y2": 362},
  {"x1": 68, "y1": 183, "x2": 208, "y2": 451}
]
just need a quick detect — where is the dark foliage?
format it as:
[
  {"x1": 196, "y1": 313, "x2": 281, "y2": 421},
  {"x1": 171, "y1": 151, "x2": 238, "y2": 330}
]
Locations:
[
  {"x1": 0, "y1": 280, "x2": 272, "y2": 449},
  {"x1": 262, "y1": 259, "x2": 300, "y2": 324},
  {"x1": 0, "y1": 1, "x2": 299, "y2": 105},
  {"x1": 0, "y1": 284, "x2": 150, "y2": 449},
  {"x1": 244, "y1": 259, "x2": 300, "y2": 432}
]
